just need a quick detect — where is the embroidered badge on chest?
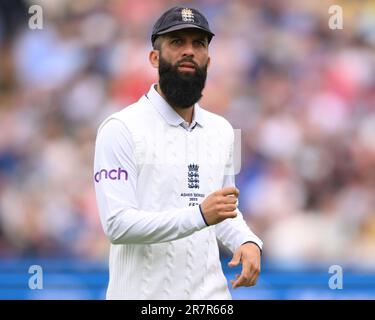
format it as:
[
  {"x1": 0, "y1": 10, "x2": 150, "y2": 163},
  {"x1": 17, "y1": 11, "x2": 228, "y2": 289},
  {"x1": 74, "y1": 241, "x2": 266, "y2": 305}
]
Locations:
[{"x1": 188, "y1": 164, "x2": 199, "y2": 189}]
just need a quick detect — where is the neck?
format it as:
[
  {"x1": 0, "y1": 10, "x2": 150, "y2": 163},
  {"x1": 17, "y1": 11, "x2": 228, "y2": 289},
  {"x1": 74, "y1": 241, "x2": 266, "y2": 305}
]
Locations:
[{"x1": 156, "y1": 83, "x2": 194, "y2": 124}]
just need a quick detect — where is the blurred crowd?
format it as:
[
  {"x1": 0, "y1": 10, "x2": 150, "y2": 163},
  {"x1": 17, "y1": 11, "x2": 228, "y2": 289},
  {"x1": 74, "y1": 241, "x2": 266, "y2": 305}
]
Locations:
[{"x1": 0, "y1": 0, "x2": 374, "y2": 268}]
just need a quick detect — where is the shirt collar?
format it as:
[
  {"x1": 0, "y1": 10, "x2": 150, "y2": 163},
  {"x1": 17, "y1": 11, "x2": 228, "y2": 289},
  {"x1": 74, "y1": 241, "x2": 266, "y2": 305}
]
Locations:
[{"x1": 145, "y1": 84, "x2": 205, "y2": 128}]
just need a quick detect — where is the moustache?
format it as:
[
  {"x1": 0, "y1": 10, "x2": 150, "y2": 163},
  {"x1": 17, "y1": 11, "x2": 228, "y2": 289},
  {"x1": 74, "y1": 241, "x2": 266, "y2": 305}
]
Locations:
[{"x1": 176, "y1": 58, "x2": 199, "y2": 70}]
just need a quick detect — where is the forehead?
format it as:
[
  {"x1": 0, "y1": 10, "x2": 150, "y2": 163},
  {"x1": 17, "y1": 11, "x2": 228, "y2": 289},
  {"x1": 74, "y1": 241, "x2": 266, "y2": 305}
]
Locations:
[{"x1": 164, "y1": 28, "x2": 209, "y2": 40}]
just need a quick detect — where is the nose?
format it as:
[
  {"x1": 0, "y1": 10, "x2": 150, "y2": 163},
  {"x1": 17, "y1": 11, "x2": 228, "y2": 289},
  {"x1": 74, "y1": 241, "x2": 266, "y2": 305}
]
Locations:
[{"x1": 181, "y1": 42, "x2": 195, "y2": 58}]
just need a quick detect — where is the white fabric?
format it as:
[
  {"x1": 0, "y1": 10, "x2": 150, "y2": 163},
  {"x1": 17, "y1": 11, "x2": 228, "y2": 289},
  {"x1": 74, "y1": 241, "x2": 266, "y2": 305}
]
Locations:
[{"x1": 94, "y1": 84, "x2": 263, "y2": 299}]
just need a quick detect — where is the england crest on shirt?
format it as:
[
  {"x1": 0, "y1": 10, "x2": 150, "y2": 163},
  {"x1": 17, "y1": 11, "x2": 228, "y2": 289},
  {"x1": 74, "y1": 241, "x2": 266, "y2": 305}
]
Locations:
[{"x1": 188, "y1": 163, "x2": 199, "y2": 189}]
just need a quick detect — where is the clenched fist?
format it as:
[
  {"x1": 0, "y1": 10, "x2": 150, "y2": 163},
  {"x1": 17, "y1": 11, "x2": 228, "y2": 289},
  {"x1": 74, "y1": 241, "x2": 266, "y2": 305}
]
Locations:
[{"x1": 200, "y1": 187, "x2": 239, "y2": 225}]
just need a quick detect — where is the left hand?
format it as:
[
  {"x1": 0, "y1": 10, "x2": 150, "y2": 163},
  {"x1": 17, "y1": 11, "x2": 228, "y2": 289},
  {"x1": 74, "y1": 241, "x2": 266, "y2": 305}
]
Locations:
[{"x1": 228, "y1": 242, "x2": 261, "y2": 289}]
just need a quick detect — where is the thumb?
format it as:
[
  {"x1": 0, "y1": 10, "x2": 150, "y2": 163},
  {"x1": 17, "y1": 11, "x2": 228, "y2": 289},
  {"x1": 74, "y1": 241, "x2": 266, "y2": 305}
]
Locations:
[{"x1": 228, "y1": 249, "x2": 242, "y2": 267}]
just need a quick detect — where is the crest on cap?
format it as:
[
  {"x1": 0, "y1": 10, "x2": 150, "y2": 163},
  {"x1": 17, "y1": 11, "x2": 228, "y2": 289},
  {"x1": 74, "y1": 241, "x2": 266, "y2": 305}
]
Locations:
[{"x1": 181, "y1": 8, "x2": 194, "y2": 22}]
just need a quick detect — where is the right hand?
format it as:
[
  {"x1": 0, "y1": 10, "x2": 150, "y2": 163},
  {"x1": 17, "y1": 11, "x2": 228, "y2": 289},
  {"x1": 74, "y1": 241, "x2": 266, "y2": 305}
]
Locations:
[{"x1": 200, "y1": 187, "x2": 239, "y2": 225}]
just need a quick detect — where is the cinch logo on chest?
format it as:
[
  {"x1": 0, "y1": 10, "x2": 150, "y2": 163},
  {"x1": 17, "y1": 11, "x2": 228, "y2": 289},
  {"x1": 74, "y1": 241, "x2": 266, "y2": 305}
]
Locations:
[
  {"x1": 188, "y1": 163, "x2": 199, "y2": 189},
  {"x1": 94, "y1": 168, "x2": 128, "y2": 183}
]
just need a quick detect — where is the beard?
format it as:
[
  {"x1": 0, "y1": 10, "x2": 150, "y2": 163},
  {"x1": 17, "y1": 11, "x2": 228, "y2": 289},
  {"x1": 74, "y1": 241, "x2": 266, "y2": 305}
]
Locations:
[{"x1": 158, "y1": 55, "x2": 208, "y2": 108}]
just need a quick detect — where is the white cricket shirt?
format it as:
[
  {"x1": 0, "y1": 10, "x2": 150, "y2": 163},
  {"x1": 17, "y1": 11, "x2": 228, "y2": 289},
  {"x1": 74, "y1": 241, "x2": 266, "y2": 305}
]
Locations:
[{"x1": 94, "y1": 84, "x2": 263, "y2": 299}]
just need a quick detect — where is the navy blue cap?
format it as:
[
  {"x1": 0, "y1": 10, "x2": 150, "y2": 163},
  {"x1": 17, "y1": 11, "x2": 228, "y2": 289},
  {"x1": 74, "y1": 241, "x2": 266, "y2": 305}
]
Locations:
[{"x1": 151, "y1": 7, "x2": 215, "y2": 45}]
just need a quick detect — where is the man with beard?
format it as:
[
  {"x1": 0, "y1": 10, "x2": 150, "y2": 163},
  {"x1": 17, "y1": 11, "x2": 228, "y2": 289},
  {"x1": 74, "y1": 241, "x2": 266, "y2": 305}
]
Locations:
[{"x1": 94, "y1": 6, "x2": 263, "y2": 299}]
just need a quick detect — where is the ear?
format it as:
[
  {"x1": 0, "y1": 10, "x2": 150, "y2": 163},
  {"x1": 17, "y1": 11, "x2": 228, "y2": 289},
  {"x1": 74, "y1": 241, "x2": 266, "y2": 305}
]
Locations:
[
  {"x1": 149, "y1": 50, "x2": 159, "y2": 69},
  {"x1": 207, "y1": 56, "x2": 211, "y2": 69}
]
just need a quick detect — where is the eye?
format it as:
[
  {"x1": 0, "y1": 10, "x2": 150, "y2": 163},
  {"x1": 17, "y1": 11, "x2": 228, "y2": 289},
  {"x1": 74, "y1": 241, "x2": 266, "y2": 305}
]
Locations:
[
  {"x1": 171, "y1": 38, "x2": 182, "y2": 45},
  {"x1": 194, "y1": 40, "x2": 207, "y2": 47}
]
